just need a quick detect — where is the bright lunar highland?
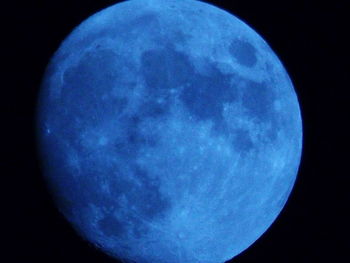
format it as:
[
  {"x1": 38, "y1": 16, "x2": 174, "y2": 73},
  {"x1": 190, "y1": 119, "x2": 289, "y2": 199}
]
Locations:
[{"x1": 37, "y1": 0, "x2": 302, "y2": 262}]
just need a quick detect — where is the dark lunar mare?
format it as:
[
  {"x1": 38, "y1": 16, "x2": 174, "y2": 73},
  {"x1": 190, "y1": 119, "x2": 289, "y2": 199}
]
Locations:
[
  {"x1": 139, "y1": 44, "x2": 280, "y2": 144},
  {"x1": 38, "y1": 45, "x2": 174, "y2": 240}
]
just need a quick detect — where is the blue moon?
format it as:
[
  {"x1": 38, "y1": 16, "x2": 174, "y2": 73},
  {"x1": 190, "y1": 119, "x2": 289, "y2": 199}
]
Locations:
[{"x1": 37, "y1": 0, "x2": 302, "y2": 262}]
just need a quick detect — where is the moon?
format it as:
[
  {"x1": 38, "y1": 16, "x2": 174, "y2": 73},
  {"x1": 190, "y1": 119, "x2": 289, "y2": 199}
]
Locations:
[{"x1": 37, "y1": 0, "x2": 302, "y2": 262}]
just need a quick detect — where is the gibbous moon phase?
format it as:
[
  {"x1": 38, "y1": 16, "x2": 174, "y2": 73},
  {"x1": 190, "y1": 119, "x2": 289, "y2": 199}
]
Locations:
[{"x1": 37, "y1": 0, "x2": 302, "y2": 262}]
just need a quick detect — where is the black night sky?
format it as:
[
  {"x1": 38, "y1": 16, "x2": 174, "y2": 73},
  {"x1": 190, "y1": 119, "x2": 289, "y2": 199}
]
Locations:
[{"x1": 2, "y1": 0, "x2": 348, "y2": 262}]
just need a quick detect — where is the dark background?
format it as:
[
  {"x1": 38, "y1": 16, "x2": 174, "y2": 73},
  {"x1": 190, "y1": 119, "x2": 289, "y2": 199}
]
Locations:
[{"x1": 2, "y1": 0, "x2": 348, "y2": 262}]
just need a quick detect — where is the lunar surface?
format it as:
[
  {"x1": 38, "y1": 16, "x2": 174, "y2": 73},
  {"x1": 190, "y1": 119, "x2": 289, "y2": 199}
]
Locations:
[{"x1": 37, "y1": 0, "x2": 303, "y2": 262}]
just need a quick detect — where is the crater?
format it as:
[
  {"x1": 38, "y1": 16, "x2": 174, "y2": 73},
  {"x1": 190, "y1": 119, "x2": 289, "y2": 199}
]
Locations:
[
  {"x1": 127, "y1": 13, "x2": 159, "y2": 31},
  {"x1": 241, "y1": 80, "x2": 274, "y2": 120},
  {"x1": 43, "y1": 51, "x2": 69, "y2": 90},
  {"x1": 91, "y1": 165, "x2": 170, "y2": 240},
  {"x1": 98, "y1": 213, "x2": 126, "y2": 237},
  {"x1": 229, "y1": 39, "x2": 257, "y2": 67},
  {"x1": 232, "y1": 128, "x2": 254, "y2": 152},
  {"x1": 114, "y1": 115, "x2": 157, "y2": 158},
  {"x1": 129, "y1": 166, "x2": 171, "y2": 219}
]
